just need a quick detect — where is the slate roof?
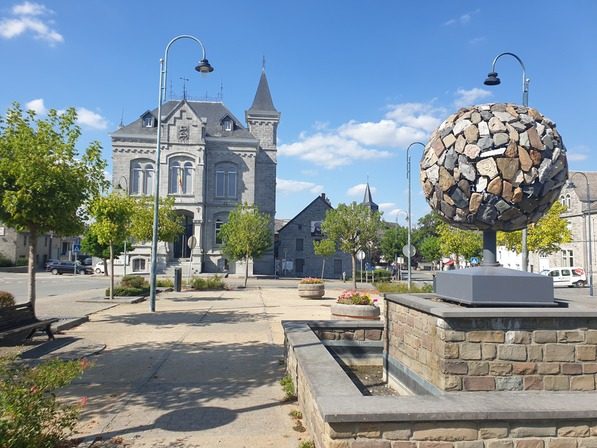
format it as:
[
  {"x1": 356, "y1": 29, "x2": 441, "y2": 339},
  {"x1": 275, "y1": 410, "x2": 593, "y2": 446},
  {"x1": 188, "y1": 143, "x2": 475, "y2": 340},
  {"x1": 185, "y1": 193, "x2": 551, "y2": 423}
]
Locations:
[
  {"x1": 112, "y1": 100, "x2": 255, "y2": 140},
  {"x1": 246, "y1": 70, "x2": 279, "y2": 117},
  {"x1": 362, "y1": 182, "x2": 379, "y2": 212},
  {"x1": 277, "y1": 194, "x2": 333, "y2": 234}
]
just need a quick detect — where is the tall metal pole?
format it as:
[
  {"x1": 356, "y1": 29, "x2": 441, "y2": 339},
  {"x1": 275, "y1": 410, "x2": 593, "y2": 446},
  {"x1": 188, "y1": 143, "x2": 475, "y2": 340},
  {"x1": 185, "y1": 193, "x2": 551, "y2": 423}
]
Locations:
[
  {"x1": 118, "y1": 176, "x2": 129, "y2": 277},
  {"x1": 571, "y1": 173, "x2": 594, "y2": 296},
  {"x1": 406, "y1": 142, "x2": 425, "y2": 290},
  {"x1": 149, "y1": 35, "x2": 213, "y2": 312},
  {"x1": 485, "y1": 52, "x2": 530, "y2": 271}
]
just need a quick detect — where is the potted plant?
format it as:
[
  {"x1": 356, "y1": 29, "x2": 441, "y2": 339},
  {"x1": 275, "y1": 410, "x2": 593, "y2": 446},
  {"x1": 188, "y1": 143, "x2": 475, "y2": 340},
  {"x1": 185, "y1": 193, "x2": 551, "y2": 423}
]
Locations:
[
  {"x1": 298, "y1": 277, "x2": 325, "y2": 299},
  {"x1": 331, "y1": 290, "x2": 380, "y2": 320}
]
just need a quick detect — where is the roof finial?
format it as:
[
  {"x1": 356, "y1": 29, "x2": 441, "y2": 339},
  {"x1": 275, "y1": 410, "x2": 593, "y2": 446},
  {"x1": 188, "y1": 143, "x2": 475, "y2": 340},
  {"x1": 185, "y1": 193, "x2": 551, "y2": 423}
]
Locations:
[
  {"x1": 180, "y1": 77, "x2": 189, "y2": 100},
  {"x1": 262, "y1": 55, "x2": 266, "y2": 72},
  {"x1": 119, "y1": 108, "x2": 124, "y2": 128}
]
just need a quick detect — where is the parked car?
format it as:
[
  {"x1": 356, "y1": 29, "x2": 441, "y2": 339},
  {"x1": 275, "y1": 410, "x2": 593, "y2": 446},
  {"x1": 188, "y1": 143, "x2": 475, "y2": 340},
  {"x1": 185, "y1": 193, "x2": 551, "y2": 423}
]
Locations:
[
  {"x1": 45, "y1": 258, "x2": 60, "y2": 269},
  {"x1": 95, "y1": 261, "x2": 106, "y2": 274},
  {"x1": 540, "y1": 267, "x2": 587, "y2": 288},
  {"x1": 46, "y1": 260, "x2": 93, "y2": 275}
]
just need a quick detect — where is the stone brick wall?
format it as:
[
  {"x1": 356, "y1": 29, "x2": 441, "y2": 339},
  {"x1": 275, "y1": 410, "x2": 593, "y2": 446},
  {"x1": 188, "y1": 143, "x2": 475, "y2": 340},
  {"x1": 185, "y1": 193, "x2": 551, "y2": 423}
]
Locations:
[
  {"x1": 315, "y1": 328, "x2": 383, "y2": 342},
  {"x1": 387, "y1": 300, "x2": 597, "y2": 392}
]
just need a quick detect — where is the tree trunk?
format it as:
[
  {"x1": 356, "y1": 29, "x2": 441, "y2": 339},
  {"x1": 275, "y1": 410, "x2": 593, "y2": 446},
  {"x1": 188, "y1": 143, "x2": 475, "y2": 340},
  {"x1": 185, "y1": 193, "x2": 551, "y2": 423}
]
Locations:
[
  {"x1": 321, "y1": 258, "x2": 326, "y2": 280},
  {"x1": 244, "y1": 257, "x2": 249, "y2": 288},
  {"x1": 351, "y1": 253, "x2": 357, "y2": 290},
  {"x1": 109, "y1": 243, "x2": 114, "y2": 300},
  {"x1": 27, "y1": 227, "x2": 38, "y2": 314},
  {"x1": 103, "y1": 258, "x2": 108, "y2": 276}
]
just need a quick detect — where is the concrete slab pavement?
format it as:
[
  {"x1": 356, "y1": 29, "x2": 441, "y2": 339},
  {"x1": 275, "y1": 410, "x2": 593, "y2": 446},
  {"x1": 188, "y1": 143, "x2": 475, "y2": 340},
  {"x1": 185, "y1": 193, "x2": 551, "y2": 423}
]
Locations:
[{"x1": 55, "y1": 280, "x2": 349, "y2": 447}]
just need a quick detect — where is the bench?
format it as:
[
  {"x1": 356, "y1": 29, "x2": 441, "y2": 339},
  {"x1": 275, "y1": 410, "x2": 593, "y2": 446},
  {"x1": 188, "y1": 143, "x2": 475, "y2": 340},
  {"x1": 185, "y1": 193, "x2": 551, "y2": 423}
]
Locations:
[{"x1": 0, "y1": 303, "x2": 58, "y2": 346}]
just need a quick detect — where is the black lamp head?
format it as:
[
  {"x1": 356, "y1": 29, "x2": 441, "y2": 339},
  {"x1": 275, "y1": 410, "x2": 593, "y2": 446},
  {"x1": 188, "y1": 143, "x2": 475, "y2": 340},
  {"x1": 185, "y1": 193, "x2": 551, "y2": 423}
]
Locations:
[
  {"x1": 195, "y1": 58, "x2": 214, "y2": 74},
  {"x1": 484, "y1": 71, "x2": 501, "y2": 86}
]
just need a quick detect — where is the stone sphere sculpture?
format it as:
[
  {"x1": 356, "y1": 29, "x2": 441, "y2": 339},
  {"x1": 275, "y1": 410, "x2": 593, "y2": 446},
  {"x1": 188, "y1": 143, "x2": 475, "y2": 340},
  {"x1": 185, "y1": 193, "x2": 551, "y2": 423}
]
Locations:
[{"x1": 420, "y1": 103, "x2": 567, "y2": 231}]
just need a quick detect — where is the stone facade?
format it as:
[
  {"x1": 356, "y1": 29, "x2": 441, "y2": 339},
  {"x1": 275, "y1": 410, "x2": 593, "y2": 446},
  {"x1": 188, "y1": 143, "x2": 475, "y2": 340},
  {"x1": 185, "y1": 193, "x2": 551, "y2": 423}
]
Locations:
[
  {"x1": 111, "y1": 70, "x2": 279, "y2": 275},
  {"x1": 386, "y1": 297, "x2": 597, "y2": 392},
  {"x1": 277, "y1": 193, "x2": 351, "y2": 278},
  {"x1": 420, "y1": 103, "x2": 567, "y2": 231}
]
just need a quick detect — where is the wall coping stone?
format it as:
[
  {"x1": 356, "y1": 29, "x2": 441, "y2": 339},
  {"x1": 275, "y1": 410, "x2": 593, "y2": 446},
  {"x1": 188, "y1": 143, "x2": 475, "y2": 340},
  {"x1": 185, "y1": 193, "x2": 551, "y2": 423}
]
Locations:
[
  {"x1": 385, "y1": 294, "x2": 597, "y2": 319},
  {"x1": 283, "y1": 321, "x2": 597, "y2": 425}
]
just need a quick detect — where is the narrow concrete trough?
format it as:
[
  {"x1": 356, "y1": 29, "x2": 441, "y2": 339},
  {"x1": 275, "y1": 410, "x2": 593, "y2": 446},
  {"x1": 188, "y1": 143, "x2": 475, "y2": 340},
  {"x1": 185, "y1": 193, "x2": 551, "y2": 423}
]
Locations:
[{"x1": 283, "y1": 296, "x2": 597, "y2": 448}]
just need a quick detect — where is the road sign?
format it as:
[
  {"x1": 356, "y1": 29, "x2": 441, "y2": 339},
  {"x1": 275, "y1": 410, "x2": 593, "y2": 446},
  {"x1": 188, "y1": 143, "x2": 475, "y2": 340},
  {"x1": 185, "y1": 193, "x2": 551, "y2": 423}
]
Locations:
[
  {"x1": 402, "y1": 244, "x2": 416, "y2": 258},
  {"x1": 356, "y1": 250, "x2": 366, "y2": 261},
  {"x1": 470, "y1": 257, "x2": 480, "y2": 265},
  {"x1": 187, "y1": 236, "x2": 197, "y2": 249},
  {"x1": 73, "y1": 244, "x2": 81, "y2": 253}
]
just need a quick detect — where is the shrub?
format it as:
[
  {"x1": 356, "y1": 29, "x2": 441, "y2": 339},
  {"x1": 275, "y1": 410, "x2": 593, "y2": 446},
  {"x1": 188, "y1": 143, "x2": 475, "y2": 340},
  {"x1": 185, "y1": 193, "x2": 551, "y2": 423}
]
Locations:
[
  {"x1": 106, "y1": 286, "x2": 150, "y2": 297},
  {"x1": 336, "y1": 290, "x2": 372, "y2": 305},
  {"x1": 299, "y1": 277, "x2": 323, "y2": 284},
  {"x1": 0, "y1": 355, "x2": 90, "y2": 447},
  {"x1": 0, "y1": 253, "x2": 13, "y2": 267},
  {"x1": 374, "y1": 281, "x2": 433, "y2": 293},
  {"x1": 280, "y1": 374, "x2": 296, "y2": 401},
  {"x1": 373, "y1": 269, "x2": 391, "y2": 282},
  {"x1": 156, "y1": 278, "x2": 174, "y2": 288},
  {"x1": 15, "y1": 257, "x2": 27, "y2": 266},
  {"x1": 0, "y1": 291, "x2": 15, "y2": 308},
  {"x1": 298, "y1": 441, "x2": 315, "y2": 448},
  {"x1": 120, "y1": 275, "x2": 147, "y2": 289},
  {"x1": 189, "y1": 275, "x2": 225, "y2": 291}
]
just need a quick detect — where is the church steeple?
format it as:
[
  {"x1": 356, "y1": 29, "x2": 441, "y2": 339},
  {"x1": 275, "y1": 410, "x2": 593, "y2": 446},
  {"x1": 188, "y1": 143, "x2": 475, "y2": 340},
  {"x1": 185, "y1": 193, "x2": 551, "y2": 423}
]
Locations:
[
  {"x1": 362, "y1": 182, "x2": 379, "y2": 213},
  {"x1": 246, "y1": 68, "x2": 280, "y2": 150}
]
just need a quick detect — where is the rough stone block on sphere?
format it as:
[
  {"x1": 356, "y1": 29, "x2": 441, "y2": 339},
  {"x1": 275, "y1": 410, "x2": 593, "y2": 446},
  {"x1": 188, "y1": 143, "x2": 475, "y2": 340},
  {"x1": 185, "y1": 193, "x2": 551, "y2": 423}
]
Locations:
[
  {"x1": 570, "y1": 375, "x2": 596, "y2": 391},
  {"x1": 487, "y1": 440, "x2": 514, "y2": 448},
  {"x1": 511, "y1": 425, "x2": 557, "y2": 437},
  {"x1": 496, "y1": 375, "x2": 523, "y2": 391},
  {"x1": 506, "y1": 331, "x2": 532, "y2": 344},
  {"x1": 460, "y1": 343, "x2": 482, "y2": 360},
  {"x1": 498, "y1": 345, "x2": 527, "y2": 361},
  {"x1": 515, "y1": 440, "x2": 545, "y2": 448},
  {"x1": 468, "y1": 331, "x2": 505, "y2": 343},
  {"x1": 558, "y1": 331, "x2": 585, "y2": 343},
  {"x1": 413, "y1": 423, "x2": 478, "y2": 441},
  {"x1": 544, "y1": 375, "x2": 570, "y2": 391},
  {"x1": 561, "y1": 363, "x2": 583, "y2": 375},
  {"x1": 544, "y1": 345, "x2": 575, "y2": 362},
  {"x1": 463, "y1": 376, "x2": 495, "y2": 391},
  {"x1": 534, "y1": 331, "x2": 557, "y2": 344},
  {"x1": 558, "y1": 425, "x2": 591, "y2": 437},
  {"x1": 482, "y1": 344, "x2": 497, "y2": 360},
  {"x1": 577, "y1": 346, "x2": 597, "y2": 362},
  {"x1": 548, "y1": 439, "x2": 578, "y2": 448}
]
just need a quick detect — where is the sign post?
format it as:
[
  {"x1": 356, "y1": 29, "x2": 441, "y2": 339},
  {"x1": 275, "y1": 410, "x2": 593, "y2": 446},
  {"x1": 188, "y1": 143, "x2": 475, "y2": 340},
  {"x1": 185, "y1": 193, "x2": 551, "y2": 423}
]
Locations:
[
  {"x1": 356, "y1": 250, "x2": 365, "y2": 284},
  {"x1": 187, "y1": 236, "x2": 197, "y2": 284}
]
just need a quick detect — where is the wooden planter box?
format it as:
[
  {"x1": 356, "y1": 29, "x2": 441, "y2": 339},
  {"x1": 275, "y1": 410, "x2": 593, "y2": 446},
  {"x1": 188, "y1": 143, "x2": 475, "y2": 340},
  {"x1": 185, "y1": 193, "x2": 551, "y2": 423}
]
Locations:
[
  {"x1": 298, "y1": 283, "x2": 325, "y2": 299},
  {"x1": 330, "y1": 303, "x2": 380, "y2": 320}
]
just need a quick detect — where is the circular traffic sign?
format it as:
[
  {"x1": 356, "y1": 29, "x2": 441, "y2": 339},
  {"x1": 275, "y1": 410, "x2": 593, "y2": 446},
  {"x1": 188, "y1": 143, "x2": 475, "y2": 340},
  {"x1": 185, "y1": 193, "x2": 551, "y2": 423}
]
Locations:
[
  {"x1": 402, "y1": 244, "x2": 416, "y2": 258},
  {"x1": 187, "y1": 236, "x2": 197, "y2": 249},
  {"x1": 356, "y1": 250, "x2": 366, "y2": 261}
]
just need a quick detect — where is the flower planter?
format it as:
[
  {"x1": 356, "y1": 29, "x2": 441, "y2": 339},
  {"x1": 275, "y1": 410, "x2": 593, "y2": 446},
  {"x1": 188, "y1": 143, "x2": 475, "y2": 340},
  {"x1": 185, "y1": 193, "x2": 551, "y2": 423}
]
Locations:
[
  {"x1": 298, "y1": 283, "x2": 325, "y2": 299},
  {"x1": 331, "y1": 303, "x2": 380, "y2": 320}
]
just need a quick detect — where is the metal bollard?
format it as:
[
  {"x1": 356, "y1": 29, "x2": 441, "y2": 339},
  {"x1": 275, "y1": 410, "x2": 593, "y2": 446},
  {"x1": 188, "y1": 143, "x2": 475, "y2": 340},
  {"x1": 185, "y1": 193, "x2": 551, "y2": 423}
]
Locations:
[{"x1": 174, "y1": 267, "x2": 182, "y2": 292}]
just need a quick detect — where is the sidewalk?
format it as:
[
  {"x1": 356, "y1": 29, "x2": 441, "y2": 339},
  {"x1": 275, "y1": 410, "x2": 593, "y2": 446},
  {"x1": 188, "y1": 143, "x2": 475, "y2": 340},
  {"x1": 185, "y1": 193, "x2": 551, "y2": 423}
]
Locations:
[{"x1": 54, "y1": 280, "x2": 351, "y2": 447}]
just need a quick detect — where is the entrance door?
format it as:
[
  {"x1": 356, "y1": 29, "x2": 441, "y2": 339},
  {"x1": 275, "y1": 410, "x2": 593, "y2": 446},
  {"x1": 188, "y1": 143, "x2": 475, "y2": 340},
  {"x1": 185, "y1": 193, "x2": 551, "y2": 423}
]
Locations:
[{"x1": 173, "y1": 213, "x2": 194, "y2": 258}]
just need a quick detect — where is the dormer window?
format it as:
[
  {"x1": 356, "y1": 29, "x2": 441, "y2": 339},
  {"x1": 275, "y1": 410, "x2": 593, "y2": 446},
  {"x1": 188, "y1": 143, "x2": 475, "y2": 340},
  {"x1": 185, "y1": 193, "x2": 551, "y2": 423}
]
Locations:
[
  {"x1": 143, "y1": 115, "x2": 154, "y2": 128},
  {"x1": 222, "y1": 117, "x2": 233, "y2": 132}
]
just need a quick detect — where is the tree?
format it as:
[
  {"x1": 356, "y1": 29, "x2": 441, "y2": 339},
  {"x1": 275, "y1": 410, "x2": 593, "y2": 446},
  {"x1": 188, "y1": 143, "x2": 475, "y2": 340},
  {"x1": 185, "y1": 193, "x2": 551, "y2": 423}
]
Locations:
[
  {"x1": 313, "y1": 239, "x2": 336, "y2": 279},
  {"x1": 321, "y1": 202, "x2": 384, "y2": 289},
  {"x1": 437, "y1": 222, "x2": 482, "y2": 265},
  {"x1": 129, "y1": 196, "x2": 183, "y2": 243},
  {"x1": 88, "y1": 193, "x2": 135, "y2": 299},
  {"x1": 419, "y1": 236, "x2": 442, "y2": 264},
  {"x1": 81, "y1": 225, "x2": 126, "y2": 276},
  {"x1": 219, "y1": 203, "x2": 272, "y2": 288},
  {"x1": 379, "y1": 224, "x2": 408, "y2": 265},
  {"x1": 0, "y1": 104, "x2": 106, "y2": 312},
  {"x1": 497, "y1": 201, "x2": 572, "y2": 255}
]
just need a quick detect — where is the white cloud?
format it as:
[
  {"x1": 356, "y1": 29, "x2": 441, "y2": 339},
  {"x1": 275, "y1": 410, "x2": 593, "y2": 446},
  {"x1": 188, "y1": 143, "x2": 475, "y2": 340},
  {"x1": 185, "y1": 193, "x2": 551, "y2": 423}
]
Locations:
[
  {"x1": 469, "y1": 36, "x2": 486, "y2": 46},
  {"x1": 76, "y1": 107, "x2": 108, "y2": 130},
  {"x1": 277, "y1": 178, "x2": 323, "y2": 195},
  {"x1": 443, "y1": 9, "x2": 480, "y2": 26},
  {"x1": 25, "y1": 98, "x2": 46, "y2": 114},
  {"x1": 378, "y1": 203, "x2": 407, "y2": 219},
  {"x1": 0, "y1": 2, "x2": 63, "y2": 44},
  {"x1": 453, "y1": 88, "x2": 492, "y2": 108},
  {"x1": 279, "y1": 101, "x2": 444, "y2": 169},
  {"x1": 347, "y1": 183, "x2": 376, "y2": 197},
  {"x1": 566, "y1": 152, "x2": 589, "y2": 162}
]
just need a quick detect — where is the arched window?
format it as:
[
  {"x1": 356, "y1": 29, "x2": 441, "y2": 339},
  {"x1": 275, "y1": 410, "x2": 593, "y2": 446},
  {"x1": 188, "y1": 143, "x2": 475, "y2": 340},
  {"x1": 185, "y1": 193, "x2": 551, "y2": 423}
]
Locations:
[
  {"x1": 566, "y1": 194, "x2": 571, "y2": 209},
  {"x1": 168, "y1": 157, "x2": 193, "y2": 194},
  {"x1": 130, "y1": 159, "x2": 155, "y2": 195},
  {"x1": 215, "y1": 162, "x2": 237, "y2": 199}
]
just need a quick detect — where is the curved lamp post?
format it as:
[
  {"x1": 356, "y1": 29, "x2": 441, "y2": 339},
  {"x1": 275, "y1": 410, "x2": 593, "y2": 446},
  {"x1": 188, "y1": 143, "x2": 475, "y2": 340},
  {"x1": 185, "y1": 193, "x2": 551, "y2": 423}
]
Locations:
[
  {"x1": 406, "y1": 141, "x2": 425, "y2": 290},
  {"x1": 117, "y1": 176, "x2": 129, "y2": 277},
  {"x1": 484, "y1": 52, "x2": 530, "y2": 271},
  {"x1": 568, "y1": 172, "x2": 594, "y2": 297},
  {"x1": 149, "y1": 35, "x2": 214, "y2": 312}
]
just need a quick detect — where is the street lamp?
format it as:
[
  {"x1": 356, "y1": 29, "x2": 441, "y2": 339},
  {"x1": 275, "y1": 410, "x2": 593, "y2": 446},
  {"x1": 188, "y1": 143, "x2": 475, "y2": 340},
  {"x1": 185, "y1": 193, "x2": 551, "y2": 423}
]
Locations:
[
  {"x1": 568, "y1": 173, "x2": 594, "y2": 296},
  {"x1": 116, "y1": 176, "x2": 129, "y2": 277},
  {"x1": 406, "y1": 141, "x2": 425, "y2": 290},
  {"x1": 149, "y1": 35, "x2": 214, "y2": 312},
  {"x1": 483, "y1": 52, "x2": 530, "y2": 271}
]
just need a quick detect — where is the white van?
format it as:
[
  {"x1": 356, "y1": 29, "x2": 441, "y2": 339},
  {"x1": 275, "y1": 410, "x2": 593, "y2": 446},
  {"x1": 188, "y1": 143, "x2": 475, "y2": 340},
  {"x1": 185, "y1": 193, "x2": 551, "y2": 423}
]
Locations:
[{"x1": 540, "y1": 267, "x2": 587, "y2": 288}]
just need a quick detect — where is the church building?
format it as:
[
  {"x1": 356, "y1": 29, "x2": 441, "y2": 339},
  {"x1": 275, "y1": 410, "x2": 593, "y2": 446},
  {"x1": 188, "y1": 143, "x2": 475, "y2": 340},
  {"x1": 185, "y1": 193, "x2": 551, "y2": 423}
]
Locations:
[{"x1": 111, "y1": 69, "x2": 279, "y2": 275}]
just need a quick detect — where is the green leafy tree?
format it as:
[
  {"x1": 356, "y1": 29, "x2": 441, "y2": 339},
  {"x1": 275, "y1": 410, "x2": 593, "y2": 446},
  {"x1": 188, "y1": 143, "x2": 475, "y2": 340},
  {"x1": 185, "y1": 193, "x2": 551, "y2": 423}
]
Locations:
[
  {"x1": 313, "y1": 239, "x2": 336, "y2": 279},
  {"x1": 380, "y1": 224, "x2": 408, "y2": 265},
  {"x1": 88, "y1": 193, "x2": 135, "y2": 299},
  {"x1": 497, "y1": 201, "x2": 572, "y2": 255},
  {"x1": 81, "y1": 227, "x2": 126, "y2": 276},
  {"x1": 219, "y1": 203, "x2": 272, "y2": 288},
  {"x1": 0, "y1": 104, "x2": 106, "y2": 311},
  {"x1": 419, "y1": 235, "x2": 442, "y2": 264},
  {"x1": 129, "y1": 196, "x2": 183, "y2": 243},
  {"x1": 437, "y1": 222, "x2": 482, "y2": 265},
  {"x1": 321, "y1": 202, "x2": 384, "y2": 289}
]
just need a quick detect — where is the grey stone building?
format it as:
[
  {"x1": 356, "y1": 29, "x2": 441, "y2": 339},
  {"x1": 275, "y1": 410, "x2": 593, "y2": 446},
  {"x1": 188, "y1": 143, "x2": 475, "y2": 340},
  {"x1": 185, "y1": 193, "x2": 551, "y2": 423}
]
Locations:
[
  {"x1": 111, "y1": 69, "x2": 279, "y2": 275},
  {"x1": 276, "y1": 193, "x2": 351, "y2": 278}
]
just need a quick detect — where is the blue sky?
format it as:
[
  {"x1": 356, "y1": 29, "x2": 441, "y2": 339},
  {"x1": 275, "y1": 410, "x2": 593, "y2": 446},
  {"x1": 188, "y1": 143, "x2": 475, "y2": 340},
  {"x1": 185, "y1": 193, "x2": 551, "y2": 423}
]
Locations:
[{"x1": 1, "y1": 1, "x2": 596, "y2": 224}]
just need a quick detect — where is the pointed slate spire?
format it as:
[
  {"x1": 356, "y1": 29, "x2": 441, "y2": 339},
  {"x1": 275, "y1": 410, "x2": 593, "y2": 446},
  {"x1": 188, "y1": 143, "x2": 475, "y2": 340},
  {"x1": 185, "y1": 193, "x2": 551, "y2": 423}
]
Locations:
[
  {"x1": 362, "y1": 182, "x2": 379, "y2": 212},
  {"x1": 247, "y1": 69, "x2": 279, "y2": 116}
]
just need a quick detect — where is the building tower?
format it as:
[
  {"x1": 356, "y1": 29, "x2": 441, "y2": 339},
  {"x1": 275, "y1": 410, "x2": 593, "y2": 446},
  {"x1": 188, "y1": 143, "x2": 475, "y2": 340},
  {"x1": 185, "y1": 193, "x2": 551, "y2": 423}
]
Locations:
[{"x1": 362, "y1": 181, "x2": 379, "y2": 213}]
